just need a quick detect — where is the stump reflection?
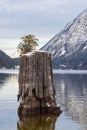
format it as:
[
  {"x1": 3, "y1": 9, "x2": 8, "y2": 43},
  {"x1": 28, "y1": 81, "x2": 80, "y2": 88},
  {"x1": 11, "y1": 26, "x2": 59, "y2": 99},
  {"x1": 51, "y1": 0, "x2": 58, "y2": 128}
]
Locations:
[{"x1": 17, "y1": 115, "x2": 59, "y2": 130}]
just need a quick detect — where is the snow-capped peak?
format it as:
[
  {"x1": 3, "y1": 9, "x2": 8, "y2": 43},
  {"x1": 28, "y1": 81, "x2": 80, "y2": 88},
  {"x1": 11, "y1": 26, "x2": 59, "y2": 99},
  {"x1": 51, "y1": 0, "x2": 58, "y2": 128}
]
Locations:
[{"x1": 42, "y1": 9, "x2": 87, "y2": 69}]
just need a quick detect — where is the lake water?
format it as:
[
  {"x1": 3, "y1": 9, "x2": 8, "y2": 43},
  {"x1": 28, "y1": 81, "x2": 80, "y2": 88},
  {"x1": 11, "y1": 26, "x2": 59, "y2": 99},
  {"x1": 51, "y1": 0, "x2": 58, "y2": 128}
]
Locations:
[{"x1": 0, "y1": 70, "x2": 87, "y2": 130}]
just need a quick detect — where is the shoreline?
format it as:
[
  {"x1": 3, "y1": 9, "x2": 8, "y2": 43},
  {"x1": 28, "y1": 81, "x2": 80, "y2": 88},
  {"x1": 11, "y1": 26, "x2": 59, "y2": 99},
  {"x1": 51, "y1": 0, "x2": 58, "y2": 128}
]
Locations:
[
  {"x1": 0, "y1": 69, "x2": 19, "y2": 74},
  {"x1": 0, "y1": 69, "x2": 87, "y2": 74}
]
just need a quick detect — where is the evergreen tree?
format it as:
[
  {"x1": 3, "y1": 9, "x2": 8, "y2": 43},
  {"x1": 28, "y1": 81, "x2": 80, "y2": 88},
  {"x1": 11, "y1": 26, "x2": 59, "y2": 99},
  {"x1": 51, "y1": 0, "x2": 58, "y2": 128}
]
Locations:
[{"x1": 17, "y1": 34, "x2": 38, "y2": 55}]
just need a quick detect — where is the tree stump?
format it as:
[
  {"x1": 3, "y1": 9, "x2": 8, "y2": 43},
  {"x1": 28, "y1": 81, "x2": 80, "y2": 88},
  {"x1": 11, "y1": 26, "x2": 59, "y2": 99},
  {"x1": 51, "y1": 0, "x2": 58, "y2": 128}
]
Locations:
[{"x1": 18, "y1": 51, "x2": 61, "y2": 117}]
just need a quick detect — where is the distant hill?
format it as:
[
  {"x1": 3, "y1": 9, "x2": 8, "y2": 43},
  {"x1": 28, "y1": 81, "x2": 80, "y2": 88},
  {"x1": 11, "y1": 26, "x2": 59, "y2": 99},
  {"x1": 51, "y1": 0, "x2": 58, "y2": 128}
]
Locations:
[
  {"x1": 0, "y1": 49, "x2": 19, "y2": 69},
  {"x1": 42, "y1": 9, "x2": 87, "y2": 69}
]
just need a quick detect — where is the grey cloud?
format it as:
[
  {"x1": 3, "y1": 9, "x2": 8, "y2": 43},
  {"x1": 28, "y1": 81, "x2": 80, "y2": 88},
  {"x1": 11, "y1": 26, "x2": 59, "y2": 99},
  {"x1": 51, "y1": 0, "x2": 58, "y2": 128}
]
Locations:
[{"x1": 0, "y1": 0, "x2": 87, "y2": 40}]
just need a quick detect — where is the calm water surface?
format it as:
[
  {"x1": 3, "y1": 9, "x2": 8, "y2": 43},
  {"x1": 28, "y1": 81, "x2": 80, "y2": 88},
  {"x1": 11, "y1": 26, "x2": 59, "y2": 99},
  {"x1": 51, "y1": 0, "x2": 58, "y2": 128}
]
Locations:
[{"x1": 0, "y1": 71, "x2": 87, "y2": 130}]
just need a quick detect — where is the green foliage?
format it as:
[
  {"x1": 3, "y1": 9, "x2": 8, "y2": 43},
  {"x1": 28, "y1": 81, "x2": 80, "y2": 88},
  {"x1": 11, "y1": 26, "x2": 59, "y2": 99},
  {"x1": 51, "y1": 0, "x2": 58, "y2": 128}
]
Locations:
[{"x1": 17, "y1": 34, "x2": 39, "y2": 55}]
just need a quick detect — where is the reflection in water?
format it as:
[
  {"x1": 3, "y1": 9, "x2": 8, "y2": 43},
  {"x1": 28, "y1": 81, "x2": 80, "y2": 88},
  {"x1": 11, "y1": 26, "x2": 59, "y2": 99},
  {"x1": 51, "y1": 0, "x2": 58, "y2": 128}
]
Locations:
[
  {"x1": 1, "y1": 72, "x2": 87, "y2": 130},
  {"x1": 0, "y1": 74, "x2": 18, "y2": 102},
  {"x1": 17, "y1": 115, "x2": 58, "y2": 130},
  {"x1": 54, "y1": 74, "x2": 87, "y2": 129},
  {"x1": 0, "y1": 74, "x2": 10, "y2": 88},
  {"x1": 0, "y1": 73, "x2": 18, "y2": 130},
  {"x1": 0, "y1": 74, "x2": 18, "y2": 89}
]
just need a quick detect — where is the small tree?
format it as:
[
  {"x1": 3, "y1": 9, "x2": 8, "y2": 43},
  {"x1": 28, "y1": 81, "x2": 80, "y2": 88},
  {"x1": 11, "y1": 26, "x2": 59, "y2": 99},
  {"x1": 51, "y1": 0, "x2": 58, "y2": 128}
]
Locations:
[{"x1": 17, "y1": 34, "x2": 39, "y2": 55}]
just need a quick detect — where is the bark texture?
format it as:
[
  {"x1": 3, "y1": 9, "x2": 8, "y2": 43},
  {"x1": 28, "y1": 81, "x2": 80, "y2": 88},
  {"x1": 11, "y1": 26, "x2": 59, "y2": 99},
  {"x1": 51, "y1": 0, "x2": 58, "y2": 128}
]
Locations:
[{"x1": 18, "y1": 51, "x2": 61, "y2": 117}]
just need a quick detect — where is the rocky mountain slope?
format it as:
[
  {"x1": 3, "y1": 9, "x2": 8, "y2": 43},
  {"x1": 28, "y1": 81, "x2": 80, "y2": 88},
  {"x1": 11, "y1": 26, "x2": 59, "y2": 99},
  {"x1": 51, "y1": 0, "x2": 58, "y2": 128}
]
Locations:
[
  {"x1": 42, "y1": 9, "x2": 87, "y2": 69},
  {"x1": 0, "y1": 49, "x2": 19, "y2": 68}
]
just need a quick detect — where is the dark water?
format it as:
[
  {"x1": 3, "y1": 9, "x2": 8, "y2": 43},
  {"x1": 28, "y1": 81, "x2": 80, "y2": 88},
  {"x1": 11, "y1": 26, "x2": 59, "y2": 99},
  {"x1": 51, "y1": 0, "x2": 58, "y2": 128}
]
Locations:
[{"x1": 0, "y1": 72, "x2": 87, "y2": 130}]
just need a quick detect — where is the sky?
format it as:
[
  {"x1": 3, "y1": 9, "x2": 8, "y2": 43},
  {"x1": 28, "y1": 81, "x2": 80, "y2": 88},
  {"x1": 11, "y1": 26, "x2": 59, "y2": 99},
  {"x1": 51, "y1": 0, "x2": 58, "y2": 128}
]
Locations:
[{"x1": 0, "y1": 0, "x2": 87, "y2": 57}]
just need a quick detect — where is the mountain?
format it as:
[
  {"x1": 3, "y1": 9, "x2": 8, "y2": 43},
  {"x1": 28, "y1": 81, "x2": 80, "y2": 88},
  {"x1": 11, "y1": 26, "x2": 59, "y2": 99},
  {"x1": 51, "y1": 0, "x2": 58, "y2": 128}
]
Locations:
[
  {"x1": 0, "y1": 49, "x2": 19, "y2": 68},
  {"x1": 42, "y1": 9, "x2": 87, "y2": 69}
]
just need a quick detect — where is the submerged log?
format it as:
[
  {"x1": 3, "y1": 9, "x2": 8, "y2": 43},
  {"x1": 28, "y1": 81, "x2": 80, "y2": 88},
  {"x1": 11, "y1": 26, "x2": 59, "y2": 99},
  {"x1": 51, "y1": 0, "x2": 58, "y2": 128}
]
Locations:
[{"x1": 18, "y1": 51, "x2": 62, "y2": 117}]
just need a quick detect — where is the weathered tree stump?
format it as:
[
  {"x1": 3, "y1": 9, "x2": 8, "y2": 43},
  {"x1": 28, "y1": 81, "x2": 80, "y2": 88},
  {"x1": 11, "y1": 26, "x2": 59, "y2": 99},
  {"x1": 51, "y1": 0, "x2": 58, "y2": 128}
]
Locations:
[{"x1": 18, "y1": 51, "x2": 61, "y2": 117}]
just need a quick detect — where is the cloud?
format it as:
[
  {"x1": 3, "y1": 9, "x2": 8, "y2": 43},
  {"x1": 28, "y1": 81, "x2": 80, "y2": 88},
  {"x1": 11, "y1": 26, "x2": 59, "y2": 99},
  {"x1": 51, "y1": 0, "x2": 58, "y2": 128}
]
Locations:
[
  {"x1": 0, "y1": 0, "x2": 87, "y2": 15},
  {"x1": 0, "y1": 0, "x2": 87, "y2": 53},
  {"x1": 0, "y1": 0, "x2": 86, "y2": 15},
  {"x1": 0, "y1": 0, "x2": 67, "y2": 14},
  {"x1": 0, "y1": 38, "x2": 19, "y2": 49}
]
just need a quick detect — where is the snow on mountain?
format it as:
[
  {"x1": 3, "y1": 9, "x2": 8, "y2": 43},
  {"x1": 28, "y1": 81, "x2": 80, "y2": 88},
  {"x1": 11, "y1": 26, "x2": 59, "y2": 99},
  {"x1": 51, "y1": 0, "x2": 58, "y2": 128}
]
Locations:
[{"x1": 42, "y1": 9, "x2": 87, "y2": 69}]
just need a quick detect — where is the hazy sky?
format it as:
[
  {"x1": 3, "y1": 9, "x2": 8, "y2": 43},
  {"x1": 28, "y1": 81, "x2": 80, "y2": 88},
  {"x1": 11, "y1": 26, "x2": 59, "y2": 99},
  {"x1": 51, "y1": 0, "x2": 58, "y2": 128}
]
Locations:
[{"x1": 0, "y1": 0, "x2": 87, "y2": 56}]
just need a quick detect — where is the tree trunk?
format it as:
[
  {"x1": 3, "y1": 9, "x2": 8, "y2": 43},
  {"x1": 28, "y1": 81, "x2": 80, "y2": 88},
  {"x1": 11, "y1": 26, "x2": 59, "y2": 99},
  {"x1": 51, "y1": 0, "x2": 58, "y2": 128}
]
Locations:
[{"x1": 18, "y1": 51, "x2": 61, "y2": 117}]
